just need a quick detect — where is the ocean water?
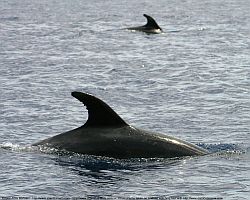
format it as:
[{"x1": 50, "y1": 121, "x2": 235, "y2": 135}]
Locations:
[{"x1": 0, "y1": 0, "x2": 249, "y2": 199}]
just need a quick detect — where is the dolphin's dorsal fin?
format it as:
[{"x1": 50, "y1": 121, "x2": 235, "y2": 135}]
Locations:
[
  {"x1": 143, "y1": 14, "x2": 162, "y2": 30},
  {"x1": 71, "y1": 91, "x2": 128, "y2": 127}
]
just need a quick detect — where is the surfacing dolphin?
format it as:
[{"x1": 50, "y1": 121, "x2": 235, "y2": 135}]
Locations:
[
  {"x1": 33, "y1": 92, "x2": 208, "y2": 159},
  {"x1": 127, "y1": 14, "x2": 163, "y2": 34}
]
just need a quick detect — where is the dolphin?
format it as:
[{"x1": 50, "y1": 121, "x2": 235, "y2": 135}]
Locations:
[
  {"x1": 127, "y1": 14, "x2": 163, "y2": 34},
  {"x1": 33, "y1": 92, "x2": 208, "y2": 159}
]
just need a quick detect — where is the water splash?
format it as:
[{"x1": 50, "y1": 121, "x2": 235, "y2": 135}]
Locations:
[{"x1": 0, "y1": 142, "x2": 32, "y2": 152}]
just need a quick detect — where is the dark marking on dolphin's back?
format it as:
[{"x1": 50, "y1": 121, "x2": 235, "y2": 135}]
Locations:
[{"x1": 72, "y1": 92, "x2": 128, "y2": 127}]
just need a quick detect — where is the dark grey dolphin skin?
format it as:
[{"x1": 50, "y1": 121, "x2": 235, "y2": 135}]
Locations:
[
  {"x1": 127, "y1": 14, "x2": 163, "y2": 34},
  {"x1": 33, "y1": 92, "x2": 208, "y2": 159}
]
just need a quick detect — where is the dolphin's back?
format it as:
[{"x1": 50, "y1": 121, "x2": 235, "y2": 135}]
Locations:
[
  {"x1": 34, "y1": 125, "x2": 208, "y2": 159},
  {"x1": 33, "y1": 91, "x2": 208, "y2": 159},
  {"x1": 127, "y1": 14, "x2": 162, "y2": 34}
]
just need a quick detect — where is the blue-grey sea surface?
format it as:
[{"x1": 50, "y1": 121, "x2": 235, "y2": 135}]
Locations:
[{"x1": 0, "y1": 0, "x2": 249, "y2": 199}]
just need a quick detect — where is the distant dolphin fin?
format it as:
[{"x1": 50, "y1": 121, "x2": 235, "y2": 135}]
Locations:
[
  {"x1": 143, "y1": 14, "x2": 162, "y2": 30},
  {"x1": 72, "y1": 91, "x2": 128, "y2": 127}
]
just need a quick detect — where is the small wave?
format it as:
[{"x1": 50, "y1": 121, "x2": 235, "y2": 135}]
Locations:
[
  {"x1": 168, "y1": 29, "x2": 182, "y2": 33},
  {"x1": 197, "y1": 143, "x2": 245, "y2": 155},
  {"x1": 0, "y1": 142, "x2": 80, "y2": 158},
  {"x1": 0, "y1": 16, "x2": 19, "y2": 21}
]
